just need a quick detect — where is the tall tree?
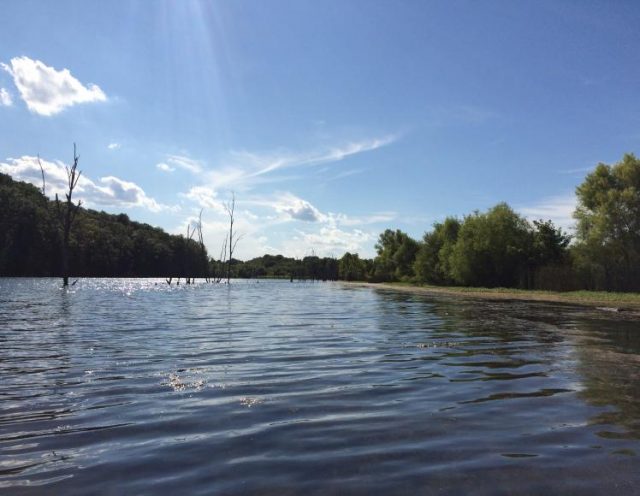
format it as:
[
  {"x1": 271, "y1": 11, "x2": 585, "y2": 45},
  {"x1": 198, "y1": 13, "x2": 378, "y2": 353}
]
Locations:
[
  {"x1": 574, "y1": 153, "x2": 640, "y2": 290},
  {"x1": 373, "y1": 229, "x2": 419, "y2": 281},
  {"x1": 223, "y1": 192, "x2": 242, "y2": 283},
  {"x1": 56, "y1": 144, "x2": 82, "y2": 286}
]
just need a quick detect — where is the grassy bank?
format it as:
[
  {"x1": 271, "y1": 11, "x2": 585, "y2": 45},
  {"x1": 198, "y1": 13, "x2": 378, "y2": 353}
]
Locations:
[{"x1": 342, "y1": 281, "x2": 640, "y2": 312}]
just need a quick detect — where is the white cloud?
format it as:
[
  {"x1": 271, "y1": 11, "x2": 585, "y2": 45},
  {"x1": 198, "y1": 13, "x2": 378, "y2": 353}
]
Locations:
[
  {"x1": 518, "y1": 193, "x2": 576, "y2": 231},
  {"x1": 271, "y1": 193, "x2": 324, "y2": 222},
  {"x1": 0, "y1": 87, "x2": 12, "y2": 106},
  {"x1": 182, "y1": 186, "x2": 224, "y2": 212},
  {"x1": 173, "y1": 187, "x2": 388, "y2": 259},
  {"x1": 156, "y1": 162, "x2": 175, "y2": 173},
  {"x1": 283, "y1": 226, "x2": 374, "y2": 258},
  {"x1": 0, "y1": 155, "x2": 174, "y2": 213},
  {"x1": 241, "y1": 192, "x2": 325, "y2": 223},
  {"x1": 1, "y1": 56, "x2": 106, "y2": 116},
  {"x1": 91, "y1": 176, "x2": 171, "y2": 212},
  {"x1": 173, "y1": 136, "x2": 397, "y2": 258},
  {"x1": 164, "y1": 154, "x2": 203, "y2": 174},
  {"x1": 184, "y1": 205, "x2": 376, "y2": 260},
  {"x1": 107, "y1": 142, "x2": 121, "y2": 150}
]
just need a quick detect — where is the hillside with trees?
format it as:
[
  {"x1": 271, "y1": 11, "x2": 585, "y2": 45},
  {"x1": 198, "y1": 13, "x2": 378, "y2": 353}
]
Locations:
[{"x1": 0, "y1": 173, "x2": 208, "y2": 278}]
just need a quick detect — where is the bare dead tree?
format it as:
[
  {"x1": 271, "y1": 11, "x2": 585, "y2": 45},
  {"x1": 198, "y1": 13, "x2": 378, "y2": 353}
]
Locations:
[
  {"x1": 195, "y1": 209, "x2": 210, "y2": 283},
  {"x1": 215, "y1": 236, "x2": 228, "y2": 283},
  {"x1": 223, "y1": 192, "x2": 243, "y2": 284},
  {"x1": 55, "y1": 144, "x2": 82, "y2": 287},
  {"x1": 185, "y1": 222, "x2": 195, "y2": 284},
  {"x1": 37, "y1": 155, "x2": 46, "y2": 198}
]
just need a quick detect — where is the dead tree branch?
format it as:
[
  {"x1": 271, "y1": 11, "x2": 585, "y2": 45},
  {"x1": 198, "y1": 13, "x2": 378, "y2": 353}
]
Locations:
[{"x1": 54, "y1": 144, "x2": 82, "y2": 287}]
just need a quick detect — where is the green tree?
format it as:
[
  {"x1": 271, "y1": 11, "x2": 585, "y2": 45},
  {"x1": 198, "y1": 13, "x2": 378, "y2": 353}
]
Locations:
[
  {"x1": 530, "y1": 219, "x2": 570, "y2": 266},
  {"x1": 414, "y1": 217, "x2": 460, "y2": 284},
  {"x1": 373, "y1": 229, "x2": 419, "y2": 281},
  {"x1": 339, "y1": 252, "x2": 366, "y2": 281},
  {"x1": 574, "y1": 153, "x2": 640, "y2": 291},
  {"x1": 449, "y1": 203, "x2": 531, "y2": 287}
]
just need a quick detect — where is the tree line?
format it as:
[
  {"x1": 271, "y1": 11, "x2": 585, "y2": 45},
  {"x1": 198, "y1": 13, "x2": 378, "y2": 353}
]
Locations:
[
  {"x1": 339, "y1": 153, "x2": 640, "y2": 292},
  {"x1": 0, "y1": 172, "x2": 209, "y2": 278},
  {"x1": 2, "y1": 152, "x2": 638, "y2": 292},
  {"x1": 217, "y1": 254, "x2": 340, "y2": 281}
]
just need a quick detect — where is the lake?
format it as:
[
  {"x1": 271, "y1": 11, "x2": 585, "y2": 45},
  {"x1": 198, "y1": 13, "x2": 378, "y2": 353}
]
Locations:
[{"x1": 1, "y1": 278, "x2": 639, "y2": 495}]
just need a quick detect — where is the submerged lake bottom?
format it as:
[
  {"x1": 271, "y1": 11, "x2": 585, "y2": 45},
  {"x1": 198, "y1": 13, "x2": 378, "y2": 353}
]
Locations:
[{"x1": 1, "y1": 278, "x2": 639, "y2": 495}]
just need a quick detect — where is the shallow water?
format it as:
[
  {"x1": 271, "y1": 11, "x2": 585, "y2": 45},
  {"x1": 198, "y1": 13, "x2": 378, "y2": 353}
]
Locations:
[{"x1": 1, "y1": 278, "x2": 639, "y2": 495}]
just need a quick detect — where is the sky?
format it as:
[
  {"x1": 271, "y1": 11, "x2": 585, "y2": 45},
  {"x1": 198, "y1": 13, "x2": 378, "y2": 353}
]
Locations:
[{"x1": 1, "y1": 1, "x2": 639, "y2": 259}]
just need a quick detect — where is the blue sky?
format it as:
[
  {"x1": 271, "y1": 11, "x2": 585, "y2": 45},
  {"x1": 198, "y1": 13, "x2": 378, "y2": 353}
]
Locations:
[{"x1": 1, "y1": 1, "x2": 639, "y2": 259}]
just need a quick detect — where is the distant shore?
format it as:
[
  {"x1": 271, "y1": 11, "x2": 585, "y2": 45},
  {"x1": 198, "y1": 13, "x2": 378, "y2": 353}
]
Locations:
[{"x1": 341, "y1": 281, "x2": 640, "y2": 313}]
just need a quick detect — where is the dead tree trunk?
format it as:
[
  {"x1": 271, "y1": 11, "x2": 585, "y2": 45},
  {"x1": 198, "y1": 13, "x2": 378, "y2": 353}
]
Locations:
[
  {"x1": 55, "y1": 144, "x2": 82, "y2": 287},
  {"x1": 215, "y1": 236, "x2": 227, "y2": 283},
  {"x1": 196, "y1": 209, "x2": 209, "y2": 283},
  {"x1": 223, "y1": 192, "x2": 242, "y2": 284},
  {"x1": 185, "y1": 223, "x2": 195, "y2": 284}
]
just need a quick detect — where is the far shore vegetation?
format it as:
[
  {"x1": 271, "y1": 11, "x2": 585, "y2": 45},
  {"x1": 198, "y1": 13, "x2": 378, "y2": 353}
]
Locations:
[{"x1": 1, "y1": 152, "x2": 639, "y2": 300}]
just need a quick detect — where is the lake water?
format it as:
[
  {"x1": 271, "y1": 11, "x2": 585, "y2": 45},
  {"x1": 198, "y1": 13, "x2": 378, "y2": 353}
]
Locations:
[{"x1": 1, "y1": 278, "x2": 639, "y2": 495}]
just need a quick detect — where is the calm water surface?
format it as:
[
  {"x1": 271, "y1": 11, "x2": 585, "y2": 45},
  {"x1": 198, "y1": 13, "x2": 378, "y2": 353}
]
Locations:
[{"x1": 1, "y1": 278, "x2": 640, "y2": 495}]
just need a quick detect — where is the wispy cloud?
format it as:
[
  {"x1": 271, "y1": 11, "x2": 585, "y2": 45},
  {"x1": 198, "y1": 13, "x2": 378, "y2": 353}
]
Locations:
[
  {"x1": 325, "y1": 168, "x2": 364, "y2": 181},
  {"x1": 329, "y1": 211, "x2": 397, "y2": 227},
  {"x1": 205, "y1": 135, "x2": 397, "y2": 191},
  {"x1": 557, "y1": 166, "x2": 593, "y2": 175},
  {"x1": 0, "y1": 87, "x2": 12, "y2": 106},
  {"x1": 107, "y1": 142, "x2": 121, "y2": 150},
  {"x1": 1, "y1": 56, "x2": 106, "y2": 116},
  {"x1": 163, "y1": 154, "x2": 203, "y2": 174},
  {"x1": 518, "y1": 193, "x2": 576, "y2": 231},
  {"x1": 1, "y1": 155, "x2": 174, "y2": 213},
  {"x1": 425, "y1": 104, "x2": 497, "y2": 127}
]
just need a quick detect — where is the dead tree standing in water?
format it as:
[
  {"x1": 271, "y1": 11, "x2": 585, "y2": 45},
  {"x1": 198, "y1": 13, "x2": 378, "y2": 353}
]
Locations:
[
  {"x1": 215, "y1": 236, "x2": 227, "y2": 283},
  {"x1": 195, "y1": 209, "x2": 209, "y2": 283},
  {"x1": 223, "y1": 192, "x2": 242, "y2": 284},
  {"x1": 185, "y1": 222, "x2": 196, "y2": 285},
  {"x1": 56, "y1": 145, "x2": 82, "y2": 287}
]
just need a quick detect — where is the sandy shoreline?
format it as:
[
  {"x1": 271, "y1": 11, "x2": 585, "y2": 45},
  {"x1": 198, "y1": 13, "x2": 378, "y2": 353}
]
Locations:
[{"x1": 340, "y1": 281, "x2": 640, "y2": 313}]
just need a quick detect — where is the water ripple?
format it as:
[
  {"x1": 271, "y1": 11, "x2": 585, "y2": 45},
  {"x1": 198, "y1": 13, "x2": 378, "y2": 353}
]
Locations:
[{"x1": 1, "y1": 278, "x2": 640, "y2": 494}]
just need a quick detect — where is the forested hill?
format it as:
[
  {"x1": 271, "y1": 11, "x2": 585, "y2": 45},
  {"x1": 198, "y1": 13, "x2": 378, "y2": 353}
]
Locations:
[{"x1": 0, "y1": 173, "x2": 208, "y2": 277}]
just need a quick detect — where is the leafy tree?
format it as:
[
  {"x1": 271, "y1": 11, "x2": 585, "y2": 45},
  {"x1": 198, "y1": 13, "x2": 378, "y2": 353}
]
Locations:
[
  {"x1": 339, "y1": 252, "x2": 366, "y2": 281},
  {"x1": 573, "y1": 153, "x2": 640, "y2": 290},
  {"x1": 414, "y1": 217, "x2": 460, "y2": 284},
  {"x1": 373, "y1": 229, "x2": 419, "y2": 281},
  {"x1": 530, "y1": 220, "x2": 570, "y2": 266},
  {"x1": 449, "y1": 203, "x2": 531, "y2": 287}
]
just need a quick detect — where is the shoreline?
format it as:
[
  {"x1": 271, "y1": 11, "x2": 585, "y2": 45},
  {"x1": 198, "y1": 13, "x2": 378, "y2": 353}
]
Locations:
[{"x1": 341, "y1": 281, "x2": 640, "y2": 313}]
